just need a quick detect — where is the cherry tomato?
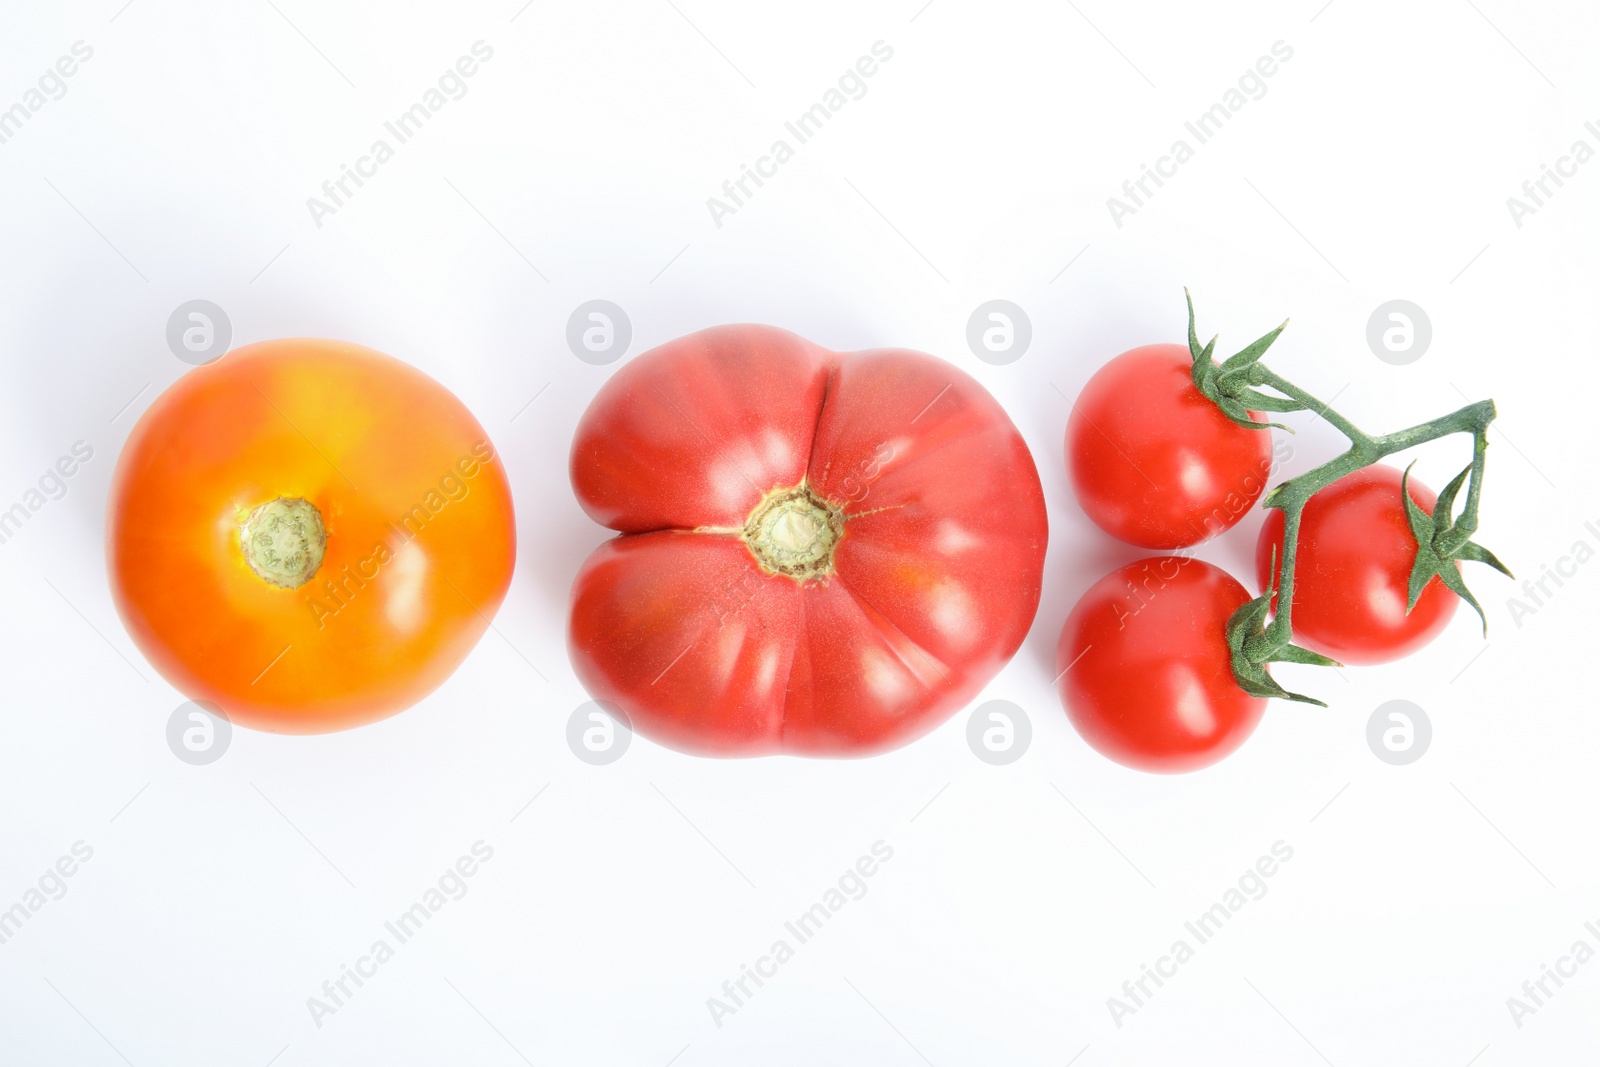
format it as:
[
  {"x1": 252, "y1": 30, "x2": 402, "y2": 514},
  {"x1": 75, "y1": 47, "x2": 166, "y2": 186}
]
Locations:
[
  {"x1": 108, "y1": 339, "x2": 516, "y2": 733},
  {"x1": 568, "y1": 324, "x2": 1048, "y2": 757},
  {"x1": 1058, "y1": 557, "x2": 1265, "y2": 773},
  {"x1": 1066, "y1": 344, "x2": 1274, "y2": 548},
  {"x1": 1256, "y1": 465, "x2": 1455, "y2": 665}
]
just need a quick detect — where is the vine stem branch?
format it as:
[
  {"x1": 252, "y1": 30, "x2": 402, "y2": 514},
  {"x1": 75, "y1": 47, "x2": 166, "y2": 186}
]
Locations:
[
  {"x1": 1241, "y1": 373, "x2": 1496, "y2": 660},
  {"x1": 1184, "y1": 290, "x2": 1506, "y2": 703}
]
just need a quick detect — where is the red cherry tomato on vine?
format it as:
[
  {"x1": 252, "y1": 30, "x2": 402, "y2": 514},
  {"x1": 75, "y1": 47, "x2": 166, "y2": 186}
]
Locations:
[
  {"x1": 568, "y1": 324, "x2": 1048, "y2": 757},
  {"x1": 1256, "y1": 465, "x2": 1456, "y2": 665},
  {"x1": 1058, "y1": 557, "x2": 1265, "y2": 773},
  {"x1": 1066, "y1": 344, "x2": 1275, "y2": 549}
]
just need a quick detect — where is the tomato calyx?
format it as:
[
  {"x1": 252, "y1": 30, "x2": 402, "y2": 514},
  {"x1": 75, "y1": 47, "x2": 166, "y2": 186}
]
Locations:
[
  {"x1": 740, "y1": 482, "x2": 845, "y2": 580},
  {"x1": 1179, "y1": 291, "x2": 1514, "y2": 703},
  {"x1": 1226, "y1": 545, "x2": 1342, "y2": 706},
  {"x1": 240, "y1": 496, "x2": 326, "y2": 589},
  {"x1": 1400, "y1": 460, "x2": 1513, "y2": 633},
  {"x1": 1184, "y1": 288, "x2": 1297, "y2": 432}
]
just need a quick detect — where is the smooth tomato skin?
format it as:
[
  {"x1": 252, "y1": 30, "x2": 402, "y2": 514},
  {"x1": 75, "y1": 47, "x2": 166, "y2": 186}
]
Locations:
[
  {"x1": 1066, "y1": 344, "x2": 1273, "y2": 549},
  {"x1": 1058, "y1": 557, "x2": 1265, "y2": 773},
  {"x1": 569, "y1": 325, "x2": 1049, "y2": 757},
  {"x1": 108, "y1": 339, "x2": 516, "y2": 733},
  {"x1": 1256, "y1": 465, "x2": 1456, "y2": 665}
]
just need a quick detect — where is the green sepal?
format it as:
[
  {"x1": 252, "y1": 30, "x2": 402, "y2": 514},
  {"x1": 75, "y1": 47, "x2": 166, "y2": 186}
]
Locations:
[
  {"x1": 1270, "y1": 643, "x2": 1342, "y2": 668},
  {"x1": 1400, "y1": 462, "x2": 1509, "y2": 635},
  {"x1": 1185, "y1": 290, "x2": 1298, "y2": 432},
  {"x1": 1433, "y1": 464, "x2": 1472, "y2": 531},
  {"x1": 1219, "y1": 319, "x2": 1289, "y2": 373},
  {"x1": 1224, "y1": 590, "x2": 1329, "y2": 707},
  {"x1": 1217, "y1": 391, "x2": 1292, "y2": 431},
  {"x1": 1435, "y1": 558, "x2": 1489, "y2": 635},
  {"x1": 1186, "y1": 288, "x2": 1202, "y2": 360},
  {"x1": 1216, "y1": 395, "x2": 1260, "y2": 428},
  {"x1": 1457, "y1": 539, "x2": 1514, "y2": 577},
  {"x1": 1229, "y1": 390, "x2": 1305, "y2": 413},
  {"x1": 1400, "y1": 463, "x2": 1437, "y2": 606}
]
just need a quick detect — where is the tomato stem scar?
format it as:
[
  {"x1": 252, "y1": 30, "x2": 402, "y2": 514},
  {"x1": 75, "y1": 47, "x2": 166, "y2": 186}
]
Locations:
[
  {"x1": 741, "y1": 483, "x2": 844, "y2": 580},
  {"x1": 240, "y1": 496, "x2": 327, "y2": 589}
]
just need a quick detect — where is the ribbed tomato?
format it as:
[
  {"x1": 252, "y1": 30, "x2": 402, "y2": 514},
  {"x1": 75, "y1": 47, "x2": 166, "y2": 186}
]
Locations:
[
  {"x1": 108, "y1": 339, "x2": 516, "y2": 733},
  {"x1": 568, "y1": 325, "x2": 1048, "y2": 757}
]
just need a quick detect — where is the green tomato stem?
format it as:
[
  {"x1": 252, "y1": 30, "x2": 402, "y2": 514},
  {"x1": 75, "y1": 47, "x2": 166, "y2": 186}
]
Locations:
[
  {"x1": 1249, "y1": 396, "x2": 1496, "y2": 658},
  {"x1": 1183, "y1": 293, "x2": 1505, "y2": 700}
]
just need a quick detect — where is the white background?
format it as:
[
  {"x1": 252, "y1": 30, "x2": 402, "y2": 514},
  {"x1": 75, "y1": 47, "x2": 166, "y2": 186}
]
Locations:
[{"x1": 1, "y1": 1, "x2": 1596, "y2": 1064}]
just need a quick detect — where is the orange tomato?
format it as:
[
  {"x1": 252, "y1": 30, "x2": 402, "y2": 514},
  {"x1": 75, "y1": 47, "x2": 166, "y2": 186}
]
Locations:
[{"x1": 108, "y1": 338, "x2": 516, "y2": 733}]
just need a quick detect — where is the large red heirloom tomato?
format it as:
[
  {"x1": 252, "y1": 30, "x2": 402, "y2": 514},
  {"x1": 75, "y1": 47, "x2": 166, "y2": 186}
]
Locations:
[
  {"x1": 568, "y1": 325, "x2": 1048, "y2": 757},
  {"x1": 108, "y1": 339, "x2": 516, "y2": 734}
]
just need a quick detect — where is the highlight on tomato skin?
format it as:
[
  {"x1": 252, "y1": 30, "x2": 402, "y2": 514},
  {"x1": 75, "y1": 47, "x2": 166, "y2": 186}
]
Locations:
[
  {"x1": 1256, "y1": 465, "x2": 1458, "y2": 666},
  {"x1": 566, "y1": 323, "x2": 1049, "y2": 759},
  {"x1": 1057, "y1": 556, "x2": 1266, "y2": 773},
  {"x1": 106, "y1": 338, "x2": 517, "y2": 734},
  {"x1": 1066, "y1": 343, "x2": 1274, "y2": 550}
]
